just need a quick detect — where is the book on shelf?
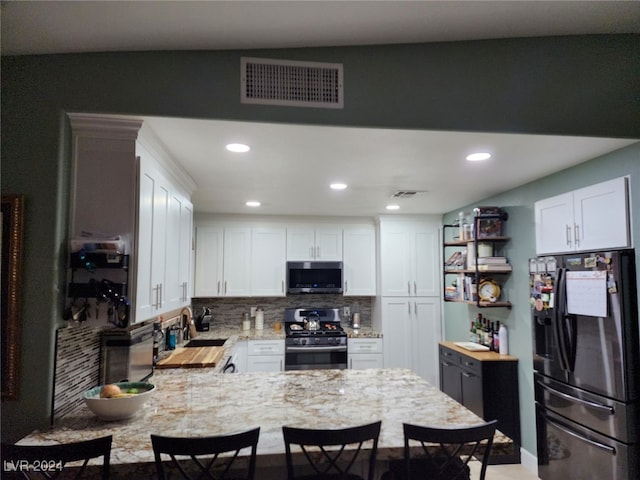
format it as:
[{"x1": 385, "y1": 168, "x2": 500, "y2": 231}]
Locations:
[
  {"x1": 445, "y1": 251, "x2": 465, "y2": 269},
  {"x1": 476, "y1": 264, "x2": 512, "y2": 271},
  {"x1": 476, "y1": 256, "x2": 508, "y2": 264}
]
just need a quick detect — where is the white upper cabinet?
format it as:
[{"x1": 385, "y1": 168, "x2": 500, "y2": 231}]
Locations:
[
  {"x1": 135, "y1": 155, "x2": 170, "y2": 322},
  {"x1": 222, "y1": 227, "x2": 252, "y2": 297},
  {"x1": 535, "y1": 177, "x2": 630, "y2": 255},
  {"x1": 194, "y1": 223, "x2": 287, "y2": 297},
  {"x1": 286, "y1": 225, "x2": 342, "y2": 261},
  {"x1": 380, "y1": 218, "x2": 440, "y2": 297},
  {"x1": 69, "y1": 116, "x2": 195, "y2": 325},
  {"x1": 165, "y1": 193, "x2": 193, "y2": 310},
  {"x1": 251, "y1": 226, "x2": 286, "y2": 296},
  {"x1": 178, "y1": 201, "x2": 193, "y2": 303},
  {"x1": 343, "y1": 226, "x2": 376, "y2": 296},
  {"x1": 194, "y1": 226, "x2": 224, "y2": 297}
]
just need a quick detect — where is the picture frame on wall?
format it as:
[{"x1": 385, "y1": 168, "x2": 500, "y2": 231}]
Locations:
[{"x1": 2, "y1": 194, "x2": 25, "y2": 401}]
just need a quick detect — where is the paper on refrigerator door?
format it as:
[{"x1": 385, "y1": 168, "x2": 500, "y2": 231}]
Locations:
[{"x1": 566, "y1": 270, "x2": 608, "y2": 317}]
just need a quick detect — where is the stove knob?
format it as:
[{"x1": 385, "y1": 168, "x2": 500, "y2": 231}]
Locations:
[
  {"x1": 328, "y1": 337, "x2": 334, "y2": 344},
  {"x1": 301, "y1": 339, "x2": 307, "y2": 345},
  {"x1": 315, "y1": 338, "x2": 321, "y2": 344},
  {"x1": 293, "y1": 338, "x2": 299, "y2": 345}
]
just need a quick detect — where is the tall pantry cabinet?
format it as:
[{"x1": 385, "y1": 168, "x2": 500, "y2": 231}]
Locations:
[{"x1": 376, "y1": 216, "x2": 442, "y2": 386}]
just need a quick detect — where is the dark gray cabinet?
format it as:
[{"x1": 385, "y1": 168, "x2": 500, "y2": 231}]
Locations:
[{"x1": 439, "y1": 342, "x2": 520, "y2": 463}]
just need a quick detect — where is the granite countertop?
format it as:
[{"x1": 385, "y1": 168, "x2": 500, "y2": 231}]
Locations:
[
  {"x1": 440, "y1": 341, "x2": 518, "y2": 362},
  {"x1": 18, "y1": 368, "x2": 513, "y2": 477}
]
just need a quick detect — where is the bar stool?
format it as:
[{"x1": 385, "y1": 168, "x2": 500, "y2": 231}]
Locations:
[
  {"x1": 1, "y1": 435, "x2": 112, "y2": 479},
  {"x1": 150, "y1": 427, "x2": 260, "y2": 480},
  {"x1": 282, "y1": 421, "x2": 381, "y2": 480},
  {"x1": 381, "y1": 420, "x2": 497, "y2": 480}
]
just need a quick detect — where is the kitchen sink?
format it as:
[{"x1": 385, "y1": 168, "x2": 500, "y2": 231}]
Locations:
[{"x1": 184, "y1": 338, "x2": 227, "y2": 347}]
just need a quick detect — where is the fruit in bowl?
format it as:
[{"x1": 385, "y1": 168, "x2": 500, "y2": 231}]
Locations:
[{"x1": 83, "y1": 382, "x2": 155, "y2": 421}]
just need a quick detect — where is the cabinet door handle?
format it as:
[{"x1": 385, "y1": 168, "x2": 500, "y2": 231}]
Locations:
[
  {"x1": 407, "y1": 282, "x2": 411, "y2": 295},
  {"x1": 217, "y1": 281, "x2": 220, "y2": 295},
  {"x1": 414, "y1": 281, "x2": 417, "y2": 296},
  {"x1": 462, "y1": 371, "x2": 476, "y2": 378},
  {"x1": 224, "y1": 281, "x2": 227, "y2": 295},
  {"x1": 566, "y1": 224, "x2": 572, "y2": 247},
  {"x1": 158, "y1": 283, "x2": 162, "y2": 308},
  {"x1": 407, "y1": 302, "x2": 411, "y2": 314},
  {"x1": 414, "y1": 302, "x2": 417, "y2": 315},
  {"x1": 282, "y1": 280, "x2": 284, "y2": 294},
  {"x1": 574, "y1": 223, "x2": 580, "y2": 247},
  {"x1": 345, "y1": 281, "x2": 348, "y2": 293}
]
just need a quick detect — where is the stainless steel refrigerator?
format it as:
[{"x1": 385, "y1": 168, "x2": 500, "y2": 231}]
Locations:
[{"x1": 530, "y1": 249, "x2": 639, "y2": 480}]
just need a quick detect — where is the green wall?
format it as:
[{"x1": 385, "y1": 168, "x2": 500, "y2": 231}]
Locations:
[
  {"x1": 443, "y1": 142, "x2": 640, "y2": 457},
  {"x1": 2, "y1": 35, "x2": 639, "y2": 445}
]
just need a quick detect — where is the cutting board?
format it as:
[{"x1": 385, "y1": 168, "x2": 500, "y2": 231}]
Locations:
[{"x1": 155, "y1": 346, "x2": 225, "y2": 369}]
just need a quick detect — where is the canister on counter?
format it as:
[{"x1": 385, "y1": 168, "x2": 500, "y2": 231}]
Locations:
[
  {"x1": 255, "y1": 308, "x2": 264, "y2": 330},
  {"x1": 242, "y1": 313, "x2": 251, "y2": 331}
]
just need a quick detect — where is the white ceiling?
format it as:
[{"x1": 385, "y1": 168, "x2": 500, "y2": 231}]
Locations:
[
  {"x1": 2, "y1": 1, "x2": 639, "y2": 55},
  {"x1": 3, "y1": 1, "x2": 639, "y2": 216},
  {"x1": 142, "y1": 116, "x2": 636, "y2": 216}
]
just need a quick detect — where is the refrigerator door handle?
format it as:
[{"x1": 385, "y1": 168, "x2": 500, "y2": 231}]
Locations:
[
  {"x1": 555, "y1": 268, "x2": 571, "y2": 372},
  {"x1": 539, "y1": 382, "x2": 615, "y2": 414},
  {"x1": 543, "y1": 411, "x2": 616, "y2": 455}
]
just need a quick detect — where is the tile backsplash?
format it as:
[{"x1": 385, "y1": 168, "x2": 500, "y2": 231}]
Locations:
[{"x1": 191, "y1": 295, "x2": 373, "y2": 330}]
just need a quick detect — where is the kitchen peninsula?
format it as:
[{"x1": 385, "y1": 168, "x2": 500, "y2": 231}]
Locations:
[{"x1": 17, "y1": 368, "x2": 515, "y2": 478}]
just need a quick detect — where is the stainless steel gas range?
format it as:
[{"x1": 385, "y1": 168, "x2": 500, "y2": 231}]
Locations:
[{"x1": 284, "y1": 307, "x2": 347, "y2": 371}]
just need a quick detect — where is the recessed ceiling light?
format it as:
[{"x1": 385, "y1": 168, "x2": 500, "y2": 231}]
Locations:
[
  {"x1": 466, "y1": 152, "x2": 491, "y2": 161},
  {"x1": 386, "y1": 204, "x2": 400, "y2": 210},
  {"x1": 246, "y1": 201, "x2": 261, "y2": 207},
  {"x1": 330, "y1": 183, "x2": 347, "y2": 190},
  {"x1": 226, "y1": 143, "x2": 250, "y2": 153}
]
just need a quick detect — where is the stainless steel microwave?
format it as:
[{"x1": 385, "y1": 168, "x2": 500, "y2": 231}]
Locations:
[{"x1": 286, "y1": 261, "x2": 343, "y2": 294}]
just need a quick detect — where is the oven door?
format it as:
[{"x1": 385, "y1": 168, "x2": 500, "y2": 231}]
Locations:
[{"x1": 285, "y1": 345, "x2": 347, "y2": 370}]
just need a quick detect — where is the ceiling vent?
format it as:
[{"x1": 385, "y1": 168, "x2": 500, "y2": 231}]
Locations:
[
  {"x1": 241, "y1": 57, "x2": 343, "y2": 109},
  {"x1": 391, "y1": 190, "x2": 428, "y2": 198}
]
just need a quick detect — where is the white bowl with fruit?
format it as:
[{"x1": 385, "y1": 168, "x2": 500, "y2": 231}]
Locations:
[{"x1": 83, "y1": 382, "x2": 155, "y2": 421}]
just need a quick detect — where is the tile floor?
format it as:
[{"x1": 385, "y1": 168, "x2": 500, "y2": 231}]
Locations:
[{"x1": 470, "y1": 462, "x2": 540, "y2": 479}]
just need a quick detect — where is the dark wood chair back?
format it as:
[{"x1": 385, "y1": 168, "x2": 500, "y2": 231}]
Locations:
[
  {"x1": 400, "y1": 420, "x2": 498, "y2": 480},
  {"x1": 282, "y1": 420, "x2": 382, "y2": 480},
  {"x1": 1, "y1": 435, "x2": 112, "y2": 479},
  {"x1": 150, "y1": 427, "x2": 260, "y2": 480}
]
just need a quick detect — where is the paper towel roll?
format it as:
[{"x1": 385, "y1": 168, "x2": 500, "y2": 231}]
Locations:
[{"x1": 255, "y1": 309, "x2": 264, "y2": 330}]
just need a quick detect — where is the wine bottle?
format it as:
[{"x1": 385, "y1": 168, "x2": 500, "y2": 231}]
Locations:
[{"x1": 487, "y1": 321, "x2": 493, "y2": 350}]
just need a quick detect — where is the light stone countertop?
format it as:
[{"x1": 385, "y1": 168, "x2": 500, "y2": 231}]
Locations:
[{"x1": 18, "y1": 368, "x2": 514, "y2": 478}]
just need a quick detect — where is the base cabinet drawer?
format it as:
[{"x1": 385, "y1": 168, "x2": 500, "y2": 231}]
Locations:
[
  {"x1": 349, "y1": 353, "x2": 384, "y2": 370},
  {"x1": 247, "y1": 340, "x2": 284, "y2": 372},
  {"x1": 348, "y1": 338, "x2": 383, "y2": 369},
  {"x1": 247, "y1": 355, "x2": 283, "y2": 372}
]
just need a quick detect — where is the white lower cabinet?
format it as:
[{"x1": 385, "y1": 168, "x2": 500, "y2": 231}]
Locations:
[
  {"x1": 229, "y1": 340, "x2": 248, "y2": 373},
  {"x1": 348, "y1": 338, "x2": 383, "y2": 369},
  {"x1": 246, "y1": 340, "x2": 284, "y2": 372},
  {"x1": 381, "y1": 297, "x2": 441, "y2": 386}
]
